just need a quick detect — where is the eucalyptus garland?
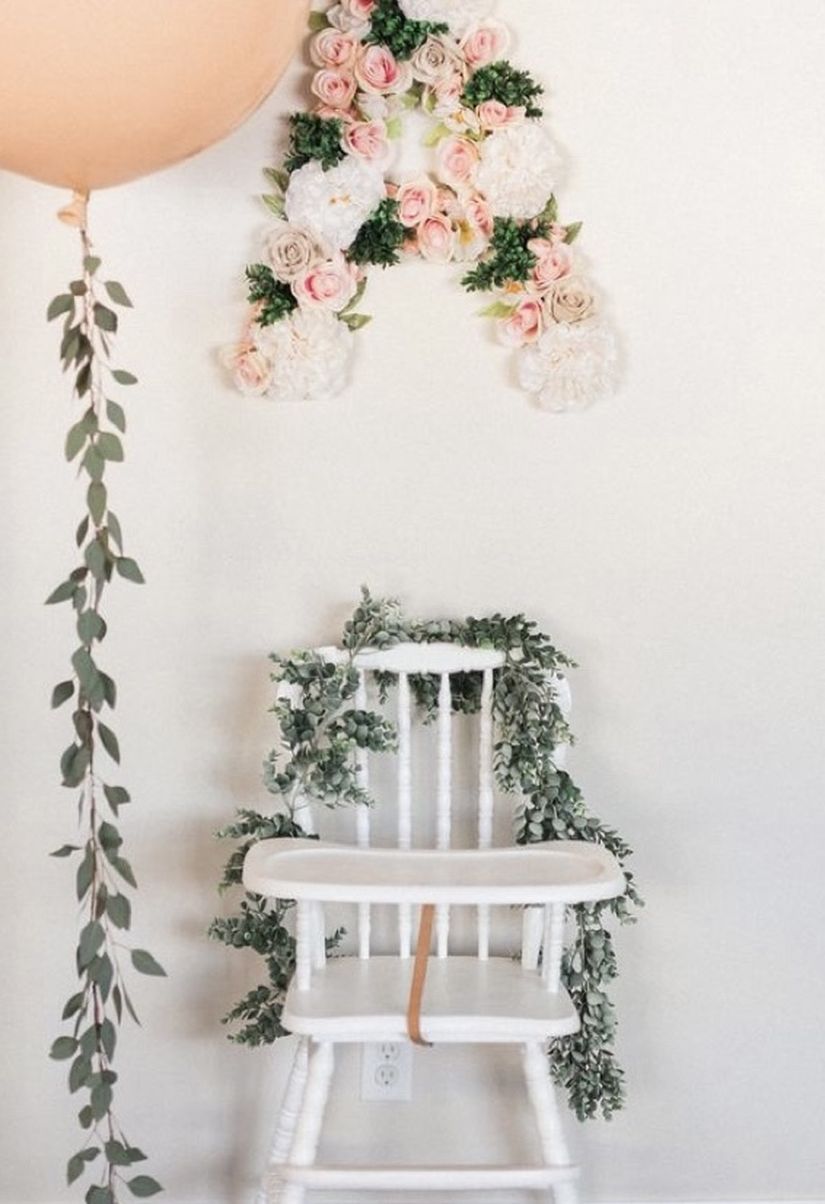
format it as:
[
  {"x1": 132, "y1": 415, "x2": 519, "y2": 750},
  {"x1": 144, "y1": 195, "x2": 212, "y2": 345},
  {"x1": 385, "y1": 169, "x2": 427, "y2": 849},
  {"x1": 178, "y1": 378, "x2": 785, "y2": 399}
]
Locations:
[
  {"x1": 46, "y1": 226, "x2": 164, "y2": 1202},
  {"x1": 212, "y1": 589, "x2": 640, "y2": 1121}
]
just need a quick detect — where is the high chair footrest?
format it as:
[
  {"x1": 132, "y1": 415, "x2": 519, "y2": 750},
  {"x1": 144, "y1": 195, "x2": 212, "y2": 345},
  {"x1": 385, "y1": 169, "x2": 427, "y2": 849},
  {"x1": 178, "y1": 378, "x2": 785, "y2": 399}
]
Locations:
[{"x1": 281, "y1": 1163, "x2": 579, "y2": 1190}]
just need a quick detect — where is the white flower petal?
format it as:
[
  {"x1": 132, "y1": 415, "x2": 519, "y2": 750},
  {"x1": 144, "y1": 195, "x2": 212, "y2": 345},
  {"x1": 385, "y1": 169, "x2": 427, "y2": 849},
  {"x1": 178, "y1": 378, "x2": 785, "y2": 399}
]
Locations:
[
  {"x1": 476, "y1": 123, "x2": 561, "y2": 220},
  {"x1": 518, "y1": 320, "x2": 617, "y2": 412},
  {"x1": 285, "y1": 157, "x2": 386, "y2": 251}
]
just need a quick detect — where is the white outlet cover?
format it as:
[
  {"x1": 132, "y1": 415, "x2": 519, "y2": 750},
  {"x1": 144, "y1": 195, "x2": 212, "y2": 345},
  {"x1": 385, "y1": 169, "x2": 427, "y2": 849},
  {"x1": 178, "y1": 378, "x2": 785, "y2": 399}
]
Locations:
[{"x1": 360, "y1": 1041, "x2": 413, "y2": 1101}]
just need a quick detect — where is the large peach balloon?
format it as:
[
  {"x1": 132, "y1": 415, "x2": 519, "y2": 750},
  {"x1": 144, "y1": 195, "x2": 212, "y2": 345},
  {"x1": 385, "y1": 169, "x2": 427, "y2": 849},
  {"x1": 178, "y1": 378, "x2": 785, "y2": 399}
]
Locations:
[{"x1": 0, "y1": 0, "x2": 309, "y2": 191}]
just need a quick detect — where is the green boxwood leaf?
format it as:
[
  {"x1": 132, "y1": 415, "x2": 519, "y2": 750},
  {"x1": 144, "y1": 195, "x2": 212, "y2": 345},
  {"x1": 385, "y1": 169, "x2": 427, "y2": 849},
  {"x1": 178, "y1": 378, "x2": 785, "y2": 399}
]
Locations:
[{"x1": 131, "y1": 949, "x2": 166, "y2": 977}]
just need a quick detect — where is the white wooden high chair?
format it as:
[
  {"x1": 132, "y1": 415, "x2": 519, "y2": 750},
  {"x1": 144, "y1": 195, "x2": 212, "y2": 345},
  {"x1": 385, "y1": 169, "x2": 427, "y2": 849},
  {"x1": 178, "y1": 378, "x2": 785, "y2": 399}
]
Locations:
[{"x1": 243, "y1": 643, "x2": 625, "y2": 1203}]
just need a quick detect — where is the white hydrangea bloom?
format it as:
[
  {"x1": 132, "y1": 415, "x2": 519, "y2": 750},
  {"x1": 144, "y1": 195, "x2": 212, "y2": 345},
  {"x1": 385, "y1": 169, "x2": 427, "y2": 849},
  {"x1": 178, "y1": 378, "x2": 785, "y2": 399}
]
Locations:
[
  {"x1": 285, "y1": 157, "x2": 386, "y2": 251},
  {"x1": 256, "y1": 309, "x2": 354, "y2": 402},
  {"x1": 476, "y1": 123, "x2": 561, "y2": 220},
  {"x1": 517, "y1": 320, "x2": 617, "y2": 412},
  {"x1": 398, "y1": 0, "x2": 492, "y2": 37}
]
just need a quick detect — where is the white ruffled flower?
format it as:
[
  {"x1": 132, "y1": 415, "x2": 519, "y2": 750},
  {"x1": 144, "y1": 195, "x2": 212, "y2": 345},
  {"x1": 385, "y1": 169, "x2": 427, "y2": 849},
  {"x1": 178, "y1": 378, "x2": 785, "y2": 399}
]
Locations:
[
  {"x1": 285, "y1": 157, "x2": 386, "y2": 251},
  {"x1": 256, "y1": 309, "x2": 354, "y2": 402},
  {"x1": 517, "y1": 320, "x2": 617, "y2": 412},
  {"x1": 476, "y1": 123, "x2": 561, "y2": 219},
  {"x1": 398, "y1": 0, "x2": 492, "y2": 37}
]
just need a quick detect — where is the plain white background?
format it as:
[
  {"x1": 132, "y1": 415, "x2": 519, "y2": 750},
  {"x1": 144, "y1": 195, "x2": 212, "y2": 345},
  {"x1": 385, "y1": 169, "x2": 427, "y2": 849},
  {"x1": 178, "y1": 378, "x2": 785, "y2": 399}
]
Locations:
[{"x1": 1, "y1": 1, "x2": 825, "y2": 1201}]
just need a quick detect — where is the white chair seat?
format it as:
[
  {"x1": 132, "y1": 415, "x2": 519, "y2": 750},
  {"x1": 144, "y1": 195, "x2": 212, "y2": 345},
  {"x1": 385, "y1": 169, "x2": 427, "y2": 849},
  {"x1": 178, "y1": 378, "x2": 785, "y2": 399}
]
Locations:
[{"x1": 283, "y1": 955, "x2": 580, "y2": 1043}]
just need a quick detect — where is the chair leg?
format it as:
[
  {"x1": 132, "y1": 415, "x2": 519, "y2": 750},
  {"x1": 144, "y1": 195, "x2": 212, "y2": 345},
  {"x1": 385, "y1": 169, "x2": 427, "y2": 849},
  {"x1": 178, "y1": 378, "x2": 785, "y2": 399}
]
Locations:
[
  {"x1": 279, "y1": 1041, "x2": 335, "y2": 1204},
  {"x1": 255, "y1": 1038, "x2": 310, "y2": 1204},
  {"x1": 522, "y1": 1042, "x2": 578, "y2": 1204}
]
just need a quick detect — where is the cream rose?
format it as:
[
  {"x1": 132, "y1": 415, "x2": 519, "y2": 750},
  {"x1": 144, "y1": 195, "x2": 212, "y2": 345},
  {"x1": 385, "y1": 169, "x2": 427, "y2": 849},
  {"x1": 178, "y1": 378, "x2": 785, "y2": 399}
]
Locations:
[
  {"x1": 221, "y1": 342, "x2": 272, "y2": 396},
  {"x1": 355, "y1": 45, "x2": 413, "y2": 95},
  {"x1": 528, "y1": 238, "x2": 573, "y2": 291},
  {"x1": 453, "y1": 191, "x2": 493, "y2": 259},
  {"x1": 417, "y1": 213, "x2": 455, "y2": 262},
  {"x1": 263, "y1": 223, "x2": 323, "y2": 282},
  {"x1": 396, "y1": 178, "x2": 437, "y2": 227},
  {"x1": 437, "y1": 135, "x2": 480, "y2": 188},
  {"x1": 460, "y1": 19, "x2": 510, "y2": 68},
  {"x1": 310, "y1": 28, "x2": 358, "y2": 68},
  {"x1": 548, "y1": 277, "x2": 595, "y2": 324},
  {"x1": 344, "y1": 118, "x2": 391, "y2": 165},
  {"x1": 410, "y1": 37, "x2": 464, "y2": 86},
  {"x1": 328, "y1": 0, "x2": 374, "y2": 35},
  {"x1": 293, "y1": 254, "x2": 359, "y2": 311},
  {"x1": 496, "y1": 297, "x2": 543, "y2": 347},
  {"x1": 311, "y1": 68, "x2": 357, "y2": 110}
]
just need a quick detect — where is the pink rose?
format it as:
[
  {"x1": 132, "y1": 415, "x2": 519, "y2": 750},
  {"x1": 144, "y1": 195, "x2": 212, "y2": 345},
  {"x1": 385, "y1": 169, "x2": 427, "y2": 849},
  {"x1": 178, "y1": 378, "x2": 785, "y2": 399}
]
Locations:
[
  {"x1": 430, "y1": 72, "x2": 465, "y2": 115},
  {"x1": 528, "y1": 238, "x2": 573, "y2": 291},
  {"x1": 476, "y1": 99, "x2": 525, "y2": 130},
  {"x1": 437, "y1": 135, "x2": 480, "y2": 188},
  {"x1": 311, "y1": 29, "x2": 358, "y2": 68},
  {"x1": 293, "y1": 254, "x2": 359, "y2": 311},
  {"x1": 311, "y1": 68, "x2": 357, "y2": 110},
  {"x1": 496, "y1": 297, "x2": 543, "y2": 347},
  {"x1": 417, "y1": 214, "x2": 455, "y2": 263},
  {"x1": 464, "y1": 193, "x2": 493, "y2": 239},
  {"x1": 343, "y1": 0, "x2": 374, "y2": 17},
  {"x1": 454, "y1": 191, "x2": 493, "y2": 258},
  {"x1": 355, "y1": 44, "x2": 413, "y2": 94},
  {"x1": 396, "y1": 178, "x2": 437, "y2": 227},
  {"x1": 222, "y1": 342, "x2": 272, "y2": 396},
  {"x1": 344, "y1": 119, "x2": 390, "y2": 164},
  {"x1": 460, "y1": 20, "x2": 510, "y2": 69}
]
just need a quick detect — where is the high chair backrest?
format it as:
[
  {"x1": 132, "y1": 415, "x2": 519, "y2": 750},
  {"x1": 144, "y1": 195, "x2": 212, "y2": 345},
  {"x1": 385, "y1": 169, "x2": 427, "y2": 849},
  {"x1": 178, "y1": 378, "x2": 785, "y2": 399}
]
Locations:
[{"x1": 284, "y1": 642, "x2": 571, "y2": 965}]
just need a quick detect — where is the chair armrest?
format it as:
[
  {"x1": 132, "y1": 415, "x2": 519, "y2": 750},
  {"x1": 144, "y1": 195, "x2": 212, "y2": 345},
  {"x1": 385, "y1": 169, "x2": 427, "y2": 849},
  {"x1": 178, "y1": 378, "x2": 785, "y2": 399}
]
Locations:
[{"x1": 243, "y1": 839, "x2": 625, "y2": 906}]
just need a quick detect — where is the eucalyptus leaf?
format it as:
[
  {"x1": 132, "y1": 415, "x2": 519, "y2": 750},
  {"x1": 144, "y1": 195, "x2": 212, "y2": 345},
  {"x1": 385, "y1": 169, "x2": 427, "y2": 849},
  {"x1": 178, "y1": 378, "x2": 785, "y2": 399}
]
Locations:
[
  {"x1": 48, "y1": 294, "x2": 74, "y2": 321},
  {"x1": 51, "y1": 680, "x2": 75, "y2": 709},
  {"x1": 104, "y1": 280, "x2": 133, "y2": 307},
  {"x1": 131, "y1": 949, "x2": 166, "y2": 977},
  {"x1": 116, "y1": 557, "x2": 145, "y2": 584},
  {"x1": 127, "y1": 1176, "x2": 163, "y2": 1198},
  {"x1": 111, "y1": 368, "x2": 137, "y2": 385}
]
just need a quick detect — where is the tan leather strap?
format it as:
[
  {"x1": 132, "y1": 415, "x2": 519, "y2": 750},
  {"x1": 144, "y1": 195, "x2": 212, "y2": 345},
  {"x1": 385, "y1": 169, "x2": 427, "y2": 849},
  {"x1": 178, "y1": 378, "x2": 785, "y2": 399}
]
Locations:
[{"x1": 406, "y1": 903, "x2": 435, "y2": 1047}]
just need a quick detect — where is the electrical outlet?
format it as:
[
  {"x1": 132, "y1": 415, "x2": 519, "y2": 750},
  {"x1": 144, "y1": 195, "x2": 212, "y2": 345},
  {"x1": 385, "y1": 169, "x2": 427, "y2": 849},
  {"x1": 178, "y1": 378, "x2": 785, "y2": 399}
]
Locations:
[{"x1": 360, "y1": 1041, "x2": 413, "y2": 1101}]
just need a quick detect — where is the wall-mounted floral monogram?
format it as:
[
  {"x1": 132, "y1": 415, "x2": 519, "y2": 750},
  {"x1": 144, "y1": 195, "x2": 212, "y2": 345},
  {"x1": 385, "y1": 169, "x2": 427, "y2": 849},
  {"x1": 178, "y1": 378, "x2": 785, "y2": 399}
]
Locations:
[{"x1": 224, "y1": 0, "x2": 617, "y2": 411}]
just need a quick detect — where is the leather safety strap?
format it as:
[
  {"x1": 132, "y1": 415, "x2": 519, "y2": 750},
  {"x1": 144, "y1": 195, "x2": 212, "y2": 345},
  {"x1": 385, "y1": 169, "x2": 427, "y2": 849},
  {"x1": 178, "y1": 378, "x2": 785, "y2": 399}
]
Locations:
[{"x1": 406, "y1": 903, "x2": 435, "y2": 1047}]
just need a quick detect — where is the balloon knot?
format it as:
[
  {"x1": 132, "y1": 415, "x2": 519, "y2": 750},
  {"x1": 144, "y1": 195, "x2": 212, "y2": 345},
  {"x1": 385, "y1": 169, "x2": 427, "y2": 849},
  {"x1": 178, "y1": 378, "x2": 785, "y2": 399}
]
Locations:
[{"x1": 57, "y1": 190, "x2": 89, "y2": 230}]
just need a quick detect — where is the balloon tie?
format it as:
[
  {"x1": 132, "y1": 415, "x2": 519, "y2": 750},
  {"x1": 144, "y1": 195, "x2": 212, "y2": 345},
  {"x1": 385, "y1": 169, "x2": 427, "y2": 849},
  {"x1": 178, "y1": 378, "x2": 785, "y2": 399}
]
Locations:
[{"x1": 57, "y1": 190, "x2": 89, "y2": 231}]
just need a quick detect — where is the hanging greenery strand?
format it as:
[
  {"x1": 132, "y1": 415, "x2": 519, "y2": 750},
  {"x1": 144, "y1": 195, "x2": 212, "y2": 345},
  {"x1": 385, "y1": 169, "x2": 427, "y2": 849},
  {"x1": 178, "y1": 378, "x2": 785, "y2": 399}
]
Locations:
[
  {"x1": 211, "y1": 588, "x2": 641, "y2": 1121},
  {"x1": 46, "y1": 223, "x2": 164, "y2": 1203}
]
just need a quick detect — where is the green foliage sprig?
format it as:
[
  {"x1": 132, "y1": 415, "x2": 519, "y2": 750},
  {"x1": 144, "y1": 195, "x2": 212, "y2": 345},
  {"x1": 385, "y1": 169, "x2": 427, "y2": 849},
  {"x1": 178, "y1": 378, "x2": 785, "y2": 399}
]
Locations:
[
  {"x1": 364, "y1": 0, "x2": 448, "y2": 60},
  {"x1": 462, "y1": 216, "x2": 548, "y2": 292},
  {"x1": 212, "y1": 589, "x2": 640, "y2": 1121},
  {"x1": 284, "y1": 113, "x2": 346, "y2": 173},
  {"x1": 347, "y1": 198, "x2": 408, "y2": 268},
  {"x1": 209, "y1": 607, "x2": 398, "y2": 1044},
  {"x1": 46, "y1": 234, "x2": 164, "y2": 1202},
  {"x1": 245, "y1": 264, "x2": 298, "y2": 326},
  {"x1": 461, "y1": 60, "x2": 545, "y2": 117}
]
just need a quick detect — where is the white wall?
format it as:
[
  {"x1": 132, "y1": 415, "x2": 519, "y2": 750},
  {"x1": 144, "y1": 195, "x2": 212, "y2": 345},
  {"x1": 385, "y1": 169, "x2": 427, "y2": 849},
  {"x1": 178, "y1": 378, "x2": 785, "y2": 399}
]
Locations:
[{"x1": 2, "y1": 1, "x2": 825, "y2": 1201}]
